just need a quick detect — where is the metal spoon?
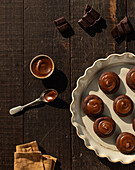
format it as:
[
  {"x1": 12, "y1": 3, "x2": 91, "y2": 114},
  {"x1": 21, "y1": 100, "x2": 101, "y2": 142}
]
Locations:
[{"x1": 9, "y1": 89, "x2": 58, "y2": 115}]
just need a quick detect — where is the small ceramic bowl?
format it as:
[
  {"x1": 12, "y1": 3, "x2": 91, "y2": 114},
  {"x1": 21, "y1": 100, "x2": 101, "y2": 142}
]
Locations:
[{"x1": 30, "y1": 54, "x2": 54, "y2": 79}]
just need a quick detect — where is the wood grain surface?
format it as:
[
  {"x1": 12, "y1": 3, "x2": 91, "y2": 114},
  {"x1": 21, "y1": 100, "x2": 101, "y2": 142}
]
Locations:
[{"x1": 0, "y1": 0, "x2": 135, "y2": 169}]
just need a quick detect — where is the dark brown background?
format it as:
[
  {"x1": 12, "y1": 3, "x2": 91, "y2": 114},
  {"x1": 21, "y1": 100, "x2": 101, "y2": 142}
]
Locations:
[{"x1": 1, "y1": 0, "x2": 135, "y2": 169}]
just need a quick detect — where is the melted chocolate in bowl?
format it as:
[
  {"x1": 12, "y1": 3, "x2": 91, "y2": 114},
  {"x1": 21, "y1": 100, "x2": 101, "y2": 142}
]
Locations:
[
  {"x1": 44, "y1": 90, "x2": 57, "y2": 102},
  {"x1": 31, "y1": 56, "x2": 54, "y2": 78}
]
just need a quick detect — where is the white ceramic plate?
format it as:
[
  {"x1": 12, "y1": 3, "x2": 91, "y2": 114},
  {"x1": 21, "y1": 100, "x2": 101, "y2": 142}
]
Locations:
[{"x1": 70, "y1": 52, "x2": 135, "y2": 164}]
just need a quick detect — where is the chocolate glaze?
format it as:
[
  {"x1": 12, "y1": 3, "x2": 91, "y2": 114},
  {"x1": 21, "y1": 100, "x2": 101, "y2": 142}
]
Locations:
[
  {"x1": 32, "y1": 56, "x2": 53, "y2": 78},
  {"x1": 116, "y1": 132, "x2": 135, "y2": 154},
  {"x1": 126, "y1": 67, "x2": 135, "y2": 89},
  {"x1": 113, "y1": 95, "x2": 133, "y2": 117},
  {"x1": 82, "y1": 95, "x2": 104, "y2": 117},
  {"x1": 44, "y1": 90, "x2": 57, "y2": 102},
  {"x1": 133, "y1": 118, "x2": 135, "y2": 131},
  {"x1": 93, "y1": 117, "x2": 116, "y2": 138},
  {"x1": 98, "y1": 71, "x2": 120, "y2": 94}
]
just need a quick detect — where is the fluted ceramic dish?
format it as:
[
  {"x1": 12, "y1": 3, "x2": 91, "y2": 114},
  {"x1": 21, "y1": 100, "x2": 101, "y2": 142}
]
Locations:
[{"x1": 70, "y1": 52, "x2": 135, "y2": 164}]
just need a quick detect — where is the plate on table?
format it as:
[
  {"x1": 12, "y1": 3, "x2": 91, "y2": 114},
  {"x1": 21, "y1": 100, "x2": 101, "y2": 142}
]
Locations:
[{"x1": 70, "y1": 52, "x2": 135, "y2": 164}]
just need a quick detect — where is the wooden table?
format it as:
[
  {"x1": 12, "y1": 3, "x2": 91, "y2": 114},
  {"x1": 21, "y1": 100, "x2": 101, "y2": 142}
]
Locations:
[{"x1": 1, "y1": 0, "x2": 135, "y2": 169}]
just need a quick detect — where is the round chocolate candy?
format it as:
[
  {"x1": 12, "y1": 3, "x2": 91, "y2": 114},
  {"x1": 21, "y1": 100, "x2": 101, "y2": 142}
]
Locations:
[
  {"x1": 116, "y1": 132, "x2": 135, "y2": 154},
  {"x1": 82, "y1": 95, "x2": 104, "y2": 117},
  {"x1": 133, "y1": 118, "x2": 135, "y2": 131},
  {"x1": 113, "y1": 95, "x2": 133, "y2": 117},
  {"x1": 93, "y1": 116, "x2": 116, "y2": 138},
  {"x1": 98, "y1": 71, "x2": 120, "y2": 94},
  {"x1": 126, "y1": 67, "x2": 135, "y2": 89}
]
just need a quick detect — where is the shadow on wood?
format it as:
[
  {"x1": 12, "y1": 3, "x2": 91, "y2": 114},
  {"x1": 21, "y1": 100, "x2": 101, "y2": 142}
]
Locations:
[
  {"x1": 85, "y1": 18, "x2": 107, "y2": 37},
  {"x1": 47, "y1": 97, "x2": 69, "y2": 109},
  {"x1": 98, "y1": 157, "x2": 129, "y2": 169},
  {"x1": 116, "y1": 19, "x2": 134, "y2": 44},
  {"x1": 42, "y1": 68, "x2": 68, "y2": 94}
]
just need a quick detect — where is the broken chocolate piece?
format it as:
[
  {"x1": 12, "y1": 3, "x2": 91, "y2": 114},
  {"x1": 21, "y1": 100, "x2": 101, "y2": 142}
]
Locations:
[
  {"x1": 84, "y1": 4, "x2": 91, "y2": 14},
  {"x1": 79, "y1": 5, "x2": 102, "y2": 31},
  {"x1": 111, "y1": 28, "x2": 118, "y2": 39},
  {"x1": 117, "y1": 23, "x2": 125, "y2": 36},
  {"x1": 58, "y1": 23, "x2": 71, "y2": 33},
  {"x1": 78, "y1": 18, "x2": 90, "y2": 31},
  {"x1": 83, "y1": 13, "x2": 95, "y2": 25},
  {"x1": 54, "y1": 17, "x2": 74, "y2": 38},
  {"x1": 54, "y1": 17, "x2": 66, "y2": 26},
  {"x1": 88, "y1": 8, "x2": 100, "y2": 20},
  {"x1": 111, "y1": 16, "x2": 132, "y2": 39},
  {"x1": 121, "y1": 17, "x2": 132, "y2": 34}
]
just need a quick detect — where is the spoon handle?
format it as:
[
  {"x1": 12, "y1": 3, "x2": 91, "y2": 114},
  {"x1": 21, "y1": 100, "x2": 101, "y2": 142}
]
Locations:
[
  {"x1": 9, "y1": 106, "x2": 24, "y2": 115},
  {"x1": 9, "y1": 98, "x2": 41, "y2": 115}
]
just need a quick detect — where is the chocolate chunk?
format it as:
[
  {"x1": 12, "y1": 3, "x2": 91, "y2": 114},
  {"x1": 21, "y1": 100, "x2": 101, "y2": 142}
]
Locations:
[
  {"x1": 83, "y1": 13, "x2": 95, "y2": 25},
  {"x1": 78, "y1": 18, "x2": 90, "y2": 30},
  {"x1": 88, "y1": 8, "x2": 100, "y2": 20},
  {"x1": 121, "y1": 17, "x2": 132, "y2": 34},
  {"x1": 78, "y1": 5, "x2": 106, "y2": 36},
  {"x1": 54, "y1": 17, "x2": 66, "y2": 26},
  {"x1": 122, "y1": 22, "x2": 132, "y2": 34},
  {"x1": 111, "y1": 28, "x2": 118, "y2": 39},
  {"x1": 111, "y1": 16, "x2": 132, "y2": 39},
  {"x1": 79, "y1": 5, "x2": 101, "y2": 29},
  {"x1": 54, "y1": 17, "x2": 74, "y2": 37},
  {"x1": 84, "y1": 4, "x2": 91, "y2": 14},
  {"x1": 117, "y1": 23, "x2": 125, "y2": 36},
  {"x1": 58, "y1": 23, "x2": 71, "y2": 33}
]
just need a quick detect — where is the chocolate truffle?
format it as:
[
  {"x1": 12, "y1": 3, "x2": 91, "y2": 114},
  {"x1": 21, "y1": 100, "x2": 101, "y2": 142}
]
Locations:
[
  {"x1": 133, "y1": 118, "x2": 135, "y2": 131},
  {"x1": 126, "y1": 67, "x2": 135, "y2": 89},
  {"x1": 82, "y1": 95, "x2": 104, "y2": 117},
  {"x1": 116, "y1": 132, "x2": 135, "y2": 154},
  {"x1": 113, "y1": 95, "x2": 133, "y2": 117},
  {"x1": 93, "y1": 116, "x2": 116, "y2": 138},
  {"x1": 98, "y1": 72, "x2": 120, "y2": 94}
]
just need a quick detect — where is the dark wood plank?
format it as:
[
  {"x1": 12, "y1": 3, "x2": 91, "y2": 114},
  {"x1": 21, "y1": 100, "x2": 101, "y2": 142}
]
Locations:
[
  {"x1": 71, "y1": 0, "x2": 129, "y2": 169},
  {"x1": 23, "y1": 0, "x2": 71, "y2": 169},
  {"x1": 0, "y1": 0, "x2": 24, "y2": 169}
]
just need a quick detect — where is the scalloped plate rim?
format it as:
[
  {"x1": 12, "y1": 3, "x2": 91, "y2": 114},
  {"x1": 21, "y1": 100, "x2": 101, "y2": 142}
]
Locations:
[{"x1": 70, "y1": 52, "x2": 135, "y2": 164}]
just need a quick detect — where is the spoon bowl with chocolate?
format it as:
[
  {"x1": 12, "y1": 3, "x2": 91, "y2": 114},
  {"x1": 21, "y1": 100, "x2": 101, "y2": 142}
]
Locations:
[{"x1": 9, "y1": 89, "x2": 58, "y2": 115}]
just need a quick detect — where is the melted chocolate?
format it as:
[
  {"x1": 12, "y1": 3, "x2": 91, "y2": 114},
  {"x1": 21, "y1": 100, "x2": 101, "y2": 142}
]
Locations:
[
  {"x1": 44, "y1": 90, "x2": 57, "y2": 102},
  {"x1": 93, "y1": 117, "x2": 116, "y2": 138},
  {"x1": 120, "y1": 135, "x2": 134, "y2": 152},
  {"x1": 115, "y1": 98, "x2": 132, "y2": 114},
  {"x1": 126, "y1": 67, "x2": 135, "y2": 89},
  {"x1": 113, "y1": 95, "x2": 133, "y2": 117},
  {"x1": 86, "y1": 99, "x2": 102, "y2": 114},
  {"x1": 116, "y1": 132, "x2": 135, "y2": 154},
  {"x1": 131, "y1": 72, "x2": 135, "y2": 84},
  {"x1": 98, "y1": 120, "x2": 113, "y2": 135},
  {"x1": 133, "y1": 118, "x2": 135, "y2": 131},
  {"x1": 99, "y1": 72, "x2": 120, "y2": 94},
  {"x1": 32, "y1": 56, "x2": 53, "y2": 78},
  {"x1": 100, "y1": 74, "x2": 117, "y2": 92},
  {"x1": 82, "y1": 95, "x2": 104, "y2": 117}
]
